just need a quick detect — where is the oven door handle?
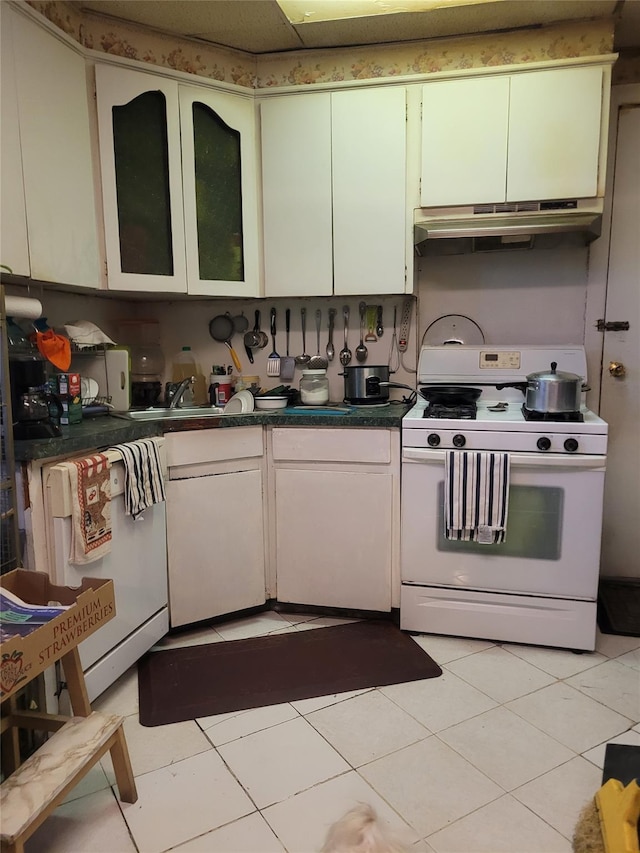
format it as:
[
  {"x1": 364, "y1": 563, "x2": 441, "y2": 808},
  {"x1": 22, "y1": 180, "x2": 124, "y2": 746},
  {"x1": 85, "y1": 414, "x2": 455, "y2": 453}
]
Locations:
[{"x1": 402, "y1": 448, "x2": 607, "y2": 470}]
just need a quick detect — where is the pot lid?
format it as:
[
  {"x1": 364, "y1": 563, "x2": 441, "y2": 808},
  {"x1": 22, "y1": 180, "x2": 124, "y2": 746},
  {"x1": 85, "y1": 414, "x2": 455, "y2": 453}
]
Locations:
[
  {"x1": 422, "y1": 314, "x2": 485, "y2": 346},
  {"x1": 528, "y1": 361, "x2": 582, "y2": 382}
]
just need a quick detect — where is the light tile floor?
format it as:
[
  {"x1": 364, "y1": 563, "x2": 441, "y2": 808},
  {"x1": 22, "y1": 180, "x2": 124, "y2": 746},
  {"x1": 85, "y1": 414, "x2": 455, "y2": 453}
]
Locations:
[{"x1": 26, "y1": 613, "x2": 640, "y2": 853}]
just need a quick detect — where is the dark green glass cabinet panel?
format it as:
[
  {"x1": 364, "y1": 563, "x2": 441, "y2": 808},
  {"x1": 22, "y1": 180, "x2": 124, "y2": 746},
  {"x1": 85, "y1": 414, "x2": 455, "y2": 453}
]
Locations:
[
  {"x1": 192, "y1": 102, "x2": 244, "y2": 282},
  {"x1": 112, "y1": 91, "x2": 173, "y2": 275}
]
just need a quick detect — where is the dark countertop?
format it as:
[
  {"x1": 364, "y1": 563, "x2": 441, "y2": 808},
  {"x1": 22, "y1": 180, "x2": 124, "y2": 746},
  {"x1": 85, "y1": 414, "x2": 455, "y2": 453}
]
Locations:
[{"x1": 14, "y1": 403, "x2": 410, "y2": 462}]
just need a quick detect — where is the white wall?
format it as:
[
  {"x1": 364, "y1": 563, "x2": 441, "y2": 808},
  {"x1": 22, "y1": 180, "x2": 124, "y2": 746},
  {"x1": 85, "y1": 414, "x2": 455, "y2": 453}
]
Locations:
[
  {"x1": 4, "y1": 286, "x2": 417, "y2": 404},
  {"x1": 150, "y1": 295, "x2": 416, "y2": 404},
  {"x1": 416, "y1": 246, "x2": 591, "y2": 349}
]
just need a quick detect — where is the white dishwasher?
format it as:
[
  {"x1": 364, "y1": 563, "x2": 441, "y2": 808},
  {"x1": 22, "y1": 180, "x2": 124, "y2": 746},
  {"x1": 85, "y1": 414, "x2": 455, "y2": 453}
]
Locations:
[{"x1": 42, "y1": 437, "x2": 169, "y2": 703}]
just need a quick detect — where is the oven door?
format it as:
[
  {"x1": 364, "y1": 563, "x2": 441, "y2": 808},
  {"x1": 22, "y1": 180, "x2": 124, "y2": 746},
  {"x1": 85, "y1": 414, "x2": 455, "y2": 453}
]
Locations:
[{"x1": 401, "y1": 448, "x2": 606, "y2": 599}]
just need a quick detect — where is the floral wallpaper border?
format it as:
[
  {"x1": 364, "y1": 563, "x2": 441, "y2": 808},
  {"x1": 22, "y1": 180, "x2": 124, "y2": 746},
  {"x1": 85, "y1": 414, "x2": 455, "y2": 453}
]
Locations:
[{"x1": 24, "y1": 0, "x2": 629, "y2": 90}]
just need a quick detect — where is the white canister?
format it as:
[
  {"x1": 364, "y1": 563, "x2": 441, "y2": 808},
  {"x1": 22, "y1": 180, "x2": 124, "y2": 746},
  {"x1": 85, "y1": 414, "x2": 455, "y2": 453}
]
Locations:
[{"x1": 300, "y1": 369, "x2": 329, "y2": 405}]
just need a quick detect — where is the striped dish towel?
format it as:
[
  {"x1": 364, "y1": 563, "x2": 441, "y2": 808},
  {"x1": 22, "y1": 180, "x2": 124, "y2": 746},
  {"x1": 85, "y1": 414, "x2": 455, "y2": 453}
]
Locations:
[
  {"x1": 108, "y1": 438, "x2": 166, "y2": 520},
  {"x1": 445, "y1": 451, "x2": 510, "y2": 544},
  {"x1": 64, "y1": 453, "x2": 112, "y2": 564}
]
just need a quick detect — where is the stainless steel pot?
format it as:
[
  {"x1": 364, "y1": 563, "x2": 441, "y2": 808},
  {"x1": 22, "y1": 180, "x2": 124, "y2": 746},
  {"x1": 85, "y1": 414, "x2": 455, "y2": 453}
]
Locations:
[
  {"x1": 498, "y1": 361, "x2": 583, "y2": 413},
  {"x1": 525, "y1": 362, "x2": 583, "y2": 412}
]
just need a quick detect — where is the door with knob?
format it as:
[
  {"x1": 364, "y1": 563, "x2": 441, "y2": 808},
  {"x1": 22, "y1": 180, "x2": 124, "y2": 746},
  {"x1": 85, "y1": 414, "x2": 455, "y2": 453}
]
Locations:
[{"x1": 598, "y1": 96, "x2": 639, "y2": 579}]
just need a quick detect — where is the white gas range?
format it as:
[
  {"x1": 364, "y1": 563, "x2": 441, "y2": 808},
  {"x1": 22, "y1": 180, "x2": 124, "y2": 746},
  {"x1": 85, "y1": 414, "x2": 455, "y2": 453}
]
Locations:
[{"x1": 400, "y1": 345, "x2": 608, "y2": 651}]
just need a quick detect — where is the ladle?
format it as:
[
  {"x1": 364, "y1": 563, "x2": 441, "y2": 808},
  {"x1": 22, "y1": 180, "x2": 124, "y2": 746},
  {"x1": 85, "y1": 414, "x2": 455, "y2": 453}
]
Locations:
[
  {"x1": 308, "y1": 309, "x2": 328, "y2": 369},
  {"x1": 355, "y1": 301, "x2": 368, "y2": 363},
  {"x1": 326, "y1": 308, "x2": 336, "y2": 362},
  {"x1": 339, "y1": 305, "x2": 352, "y2": 366},
  {"x1": 295, "y1": 307, "x2": 310, "y2": 365}
]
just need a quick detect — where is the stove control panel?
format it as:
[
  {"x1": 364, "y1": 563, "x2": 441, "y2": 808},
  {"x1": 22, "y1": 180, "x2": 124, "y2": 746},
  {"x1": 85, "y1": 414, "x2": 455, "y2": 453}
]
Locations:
[
  {"x1": 479, "y1": 351, "x2": 521, "y2": 369},
  {"x1": 403, "y1": 428, "x2": 607, "y2": 455}
]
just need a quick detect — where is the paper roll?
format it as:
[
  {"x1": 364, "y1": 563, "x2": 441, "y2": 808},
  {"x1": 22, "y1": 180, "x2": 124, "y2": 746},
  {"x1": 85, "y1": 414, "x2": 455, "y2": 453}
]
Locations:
[{"x1": 4, "y1": 295, "x2": 43, "y2": 320}]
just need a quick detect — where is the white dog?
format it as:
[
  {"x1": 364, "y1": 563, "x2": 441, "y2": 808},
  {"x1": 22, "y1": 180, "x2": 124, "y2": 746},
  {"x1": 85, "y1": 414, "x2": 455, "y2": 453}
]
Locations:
[{"x1": 320, "y1": 804, "x2": 410, "y2": 853}]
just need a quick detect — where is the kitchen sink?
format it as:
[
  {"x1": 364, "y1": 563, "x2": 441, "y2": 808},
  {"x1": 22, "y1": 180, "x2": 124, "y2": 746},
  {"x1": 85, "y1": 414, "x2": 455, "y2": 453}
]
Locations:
[{"x1": 112, "y1": 406, "x2": 236, "y2": 421}]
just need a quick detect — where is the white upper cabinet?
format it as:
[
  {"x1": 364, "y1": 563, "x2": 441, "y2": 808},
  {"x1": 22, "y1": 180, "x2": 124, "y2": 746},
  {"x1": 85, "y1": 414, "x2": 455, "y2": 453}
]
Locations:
[
  {"x1": 332, "y1": 88, "x2": 407, "y2": 296},
  {"x1": 420, "y1": 76, "x2": 509, "y2": 207},
  {"x1": 420, "y1": 65, "x2": 606, "y2": 208},
  {"x1": 261, "y1": 92, "x2": 333, "y2": 297},
  {"x1": 95, "y1": 64, "x2": 261, "y2": 296},
  {"x1": 1, "y1": 7, "x2": 100, "y2": 287},
  {"x1": 1, "y1": 7, "x2": 30, "y2": 277},
  {"x1": 261, "y1": 87, "x2": 408, "y2": 297},
  {"x1": 507, "y1": 67, "x2": 603, "y2": 202},
  {"x1": 96, "y1": 65, "x2": 186, "y2": 293},
  {"x1": 179, "y1": 85, "x2": 261, "y2": 298}
]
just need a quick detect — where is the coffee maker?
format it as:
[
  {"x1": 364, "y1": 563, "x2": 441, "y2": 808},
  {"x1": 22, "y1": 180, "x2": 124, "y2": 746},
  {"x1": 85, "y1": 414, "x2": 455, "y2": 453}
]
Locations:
[{"x1": 8, "y1": 349, "x2": 62, "y2": 440}]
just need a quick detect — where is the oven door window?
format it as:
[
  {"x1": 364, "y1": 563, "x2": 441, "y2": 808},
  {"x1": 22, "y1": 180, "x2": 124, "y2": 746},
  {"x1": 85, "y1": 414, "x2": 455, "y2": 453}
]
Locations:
[{"x1": 436, "y1": 482, "x2": 563, "y2": 560}]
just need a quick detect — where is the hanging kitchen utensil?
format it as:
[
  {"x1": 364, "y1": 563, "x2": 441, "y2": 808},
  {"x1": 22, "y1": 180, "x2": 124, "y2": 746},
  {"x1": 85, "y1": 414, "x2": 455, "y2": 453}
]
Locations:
[
  {"x1": 376, "y1": 305, "x2": 384, "y2": 338},
  {"x1": 326, "y1": 308, "x2": 336, "y2": 362},
  {"x1": 365, "y1": 306, "x2": 377, "y2": 343},
  {"x1": 339, "y1": 305, "x2": 352, "y2": 366},
  {"x1": 208, "y1": 313, "x2": 242, "y2": 372},
  {"x1": 356, "y1": 302, "x2": 368, "y2": 363},
  {"x1": 257, "y1": 312, "x2": 268, "y2": 348},
  {"x1": 422, "y1": 314, "x2": 485, "y2": 346},
  {"x1": 388, "y1": 306, "x2": 400, "y2": 374},
  {"x1": 308, "y1": 308, "x2": 328, "y2": 369},
  {"x1": 267, "y1": 307, "x2": 281, "y2": 376},
  {"x1": 280, "y1": 309, "x2": 296, "y2": 381},
  {"x1": 232, "y1": 311, "x2": 249, "y2": 335},
  {"x1": 244, "y1": 311, "x2": 261, "y2": 349},
  {"x1": 295, "y1": 307, "x2": 310, "y2": 365}
]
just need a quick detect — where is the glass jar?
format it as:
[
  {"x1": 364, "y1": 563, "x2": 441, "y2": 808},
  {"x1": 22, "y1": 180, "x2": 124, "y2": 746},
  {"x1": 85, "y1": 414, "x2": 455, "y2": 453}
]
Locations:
[{"x1": 300, "y1": 369, "x2": 329, "y2": 405}]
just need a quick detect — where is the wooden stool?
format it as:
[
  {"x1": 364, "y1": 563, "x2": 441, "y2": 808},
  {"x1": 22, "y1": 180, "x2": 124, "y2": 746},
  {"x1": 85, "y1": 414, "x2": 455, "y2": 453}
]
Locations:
[{"x1": 0, "y1": 711, "x2": 137, "y2": 853}]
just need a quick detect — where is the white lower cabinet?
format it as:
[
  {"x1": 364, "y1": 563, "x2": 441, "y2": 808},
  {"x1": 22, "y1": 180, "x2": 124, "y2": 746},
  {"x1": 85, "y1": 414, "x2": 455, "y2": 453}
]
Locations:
[
  {"x1": 268, "y1": 427, "x2": 400, "y2": 611},
  {"x1": 165, "y1": 428, "x2": 267, "y2": 627}
]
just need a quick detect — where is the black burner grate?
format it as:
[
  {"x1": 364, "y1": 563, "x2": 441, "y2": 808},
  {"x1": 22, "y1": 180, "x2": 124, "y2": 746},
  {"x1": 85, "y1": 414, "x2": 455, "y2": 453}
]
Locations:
[
  {"x1": 521, "y1": 406, "x2": 584, "y2": 423},
  {"x1": 423, "y1": 403, "x2": 477, "y2": 420}
]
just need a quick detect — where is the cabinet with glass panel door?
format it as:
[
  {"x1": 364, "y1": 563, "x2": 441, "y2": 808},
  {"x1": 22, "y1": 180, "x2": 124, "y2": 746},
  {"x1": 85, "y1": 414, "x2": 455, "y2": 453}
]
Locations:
[{"x1": 95, "y1": 64, "x2": 260, "y2": 296}]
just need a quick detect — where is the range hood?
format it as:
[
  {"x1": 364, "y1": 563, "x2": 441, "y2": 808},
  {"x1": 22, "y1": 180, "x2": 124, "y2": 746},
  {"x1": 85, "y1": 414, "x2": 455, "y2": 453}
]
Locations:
[{"x1": 414, "y1": 200, "x2": 603, "y2": 256}]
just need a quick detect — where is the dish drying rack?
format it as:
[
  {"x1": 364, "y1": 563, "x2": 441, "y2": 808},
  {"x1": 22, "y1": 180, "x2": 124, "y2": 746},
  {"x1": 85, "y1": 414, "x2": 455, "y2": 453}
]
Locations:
[{"x1": 70, "y1": 343, "x2": 116, "y2": 413}]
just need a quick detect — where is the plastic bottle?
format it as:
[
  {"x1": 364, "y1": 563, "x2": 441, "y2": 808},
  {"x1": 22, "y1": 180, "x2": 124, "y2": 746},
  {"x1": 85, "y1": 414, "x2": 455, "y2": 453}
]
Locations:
[{"x1": 171, "y1": 347, "x2": 207, "y2": 405}]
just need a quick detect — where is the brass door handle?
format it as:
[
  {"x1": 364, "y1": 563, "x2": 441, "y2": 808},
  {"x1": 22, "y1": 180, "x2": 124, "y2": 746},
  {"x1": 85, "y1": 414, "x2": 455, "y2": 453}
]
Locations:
[{"x1": 609, "y1": 361, "x2": 626, "y2": 377}]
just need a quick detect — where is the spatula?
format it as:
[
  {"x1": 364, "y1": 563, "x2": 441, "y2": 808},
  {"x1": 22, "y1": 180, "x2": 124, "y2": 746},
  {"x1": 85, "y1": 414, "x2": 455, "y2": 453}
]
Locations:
[
  {"x1": 279, "y1": 309, "x2": 296, "y2": 381},
  {"x1": 267, "y1": 307, "x2": 280, "y2": 377}
]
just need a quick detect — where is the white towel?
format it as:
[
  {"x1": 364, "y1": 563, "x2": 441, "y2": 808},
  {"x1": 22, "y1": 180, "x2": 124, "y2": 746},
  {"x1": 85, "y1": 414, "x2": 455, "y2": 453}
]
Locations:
[
  {"x1": 445, "y1": 451, "x2": 510, "y2": 543},
  {"x1": 108, "y1": 439, "x2": 166, "y2": 520},
  {"x1": 63, "y1": 453, "x2": 112, "y2": 564}
]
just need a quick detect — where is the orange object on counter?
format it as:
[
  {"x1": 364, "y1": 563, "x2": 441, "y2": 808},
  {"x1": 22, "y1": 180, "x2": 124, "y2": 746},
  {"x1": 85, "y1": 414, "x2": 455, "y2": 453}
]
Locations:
[{"x1": 36, "y1": 329, "x2": 71, "y2": 370}]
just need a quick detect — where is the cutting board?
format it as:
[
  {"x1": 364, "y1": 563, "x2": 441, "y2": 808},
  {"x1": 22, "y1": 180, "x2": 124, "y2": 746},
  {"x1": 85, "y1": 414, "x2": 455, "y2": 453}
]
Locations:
[
  {"x1": 104, "y1": 348, "x2": 130, "y2": 411},
  {"x1": 77, "y1": 348, "x2": 130, "y2": 411}
]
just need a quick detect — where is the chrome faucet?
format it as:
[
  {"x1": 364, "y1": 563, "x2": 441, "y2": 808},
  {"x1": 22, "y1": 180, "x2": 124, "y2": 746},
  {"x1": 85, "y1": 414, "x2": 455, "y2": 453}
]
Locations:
[{"x1": 167, "y1": 376, "x2": 195, "y2": 408}]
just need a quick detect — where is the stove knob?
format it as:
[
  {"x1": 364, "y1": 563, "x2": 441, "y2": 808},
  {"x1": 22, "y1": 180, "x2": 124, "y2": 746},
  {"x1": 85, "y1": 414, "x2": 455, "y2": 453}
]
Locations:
[
  {"x1": 453, "y1": 434, "x2": 466, "y2": 448},
  {"x1": 537, "y1": 436, "x2": 551, "y2": 451},
  {"x1": 564, "y1": 438, "x2": 579, "y2": 453},
  {"x1": 427, "y1": 433, "x2": 441, "y2": 447}
]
